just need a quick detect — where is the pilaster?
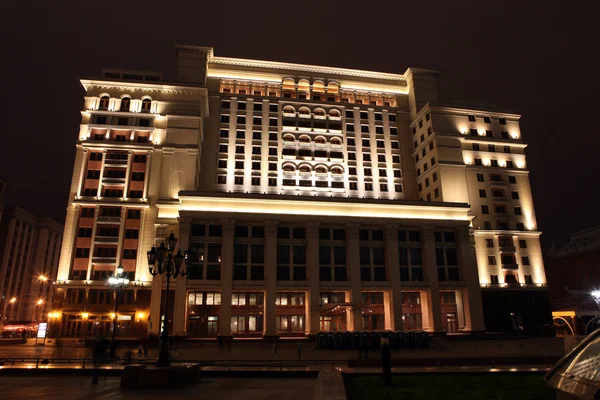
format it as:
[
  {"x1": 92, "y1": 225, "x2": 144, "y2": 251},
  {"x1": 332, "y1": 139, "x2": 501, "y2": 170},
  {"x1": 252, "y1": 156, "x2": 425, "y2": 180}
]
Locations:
[
  {"x1": 263, "y1": 221, "x2": 278, "y2": 338},
  {"x1": 172, "y1": 217, "x2": 191, "y2": 336},
  {"x1": 218, "y1": 219, "x2": 235, "y2": 337},
  {"x1": 306, "y1": 222, "x2": 321, "y2": 336},
  {"x1": 346, "y1": 224, "x2": 363, "y2": 331},
  {"x1": 422, "y1": 227, "x2": 444, "y2": 333},
  {"x1": 457, "y1": 226, "x2": 486, "y2": 332},
  {"x1": 385, "y1": 225, "x2": 403, "y2": 330}
]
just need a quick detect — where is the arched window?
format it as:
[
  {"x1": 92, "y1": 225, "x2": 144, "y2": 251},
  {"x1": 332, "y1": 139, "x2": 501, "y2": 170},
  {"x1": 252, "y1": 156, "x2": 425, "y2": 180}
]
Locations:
[
  {"x1": 313, "y1": 108, "x2": 326, "y2": 117},
  {"x1": 283, "y1": 106, "x2": 295, "y2": 115},
  {"x1": 299, "y1": 165, "x2": 311, "y2": 173},
  {"x1": 329, "y1": 109, "x2": 341, "y2": 118},
  {"x1": 331, "y1": 166, "x2": 344, "y2": 175},
  {"x1": 282, "y1": 78, "x2": 295, "y2": 90},
  {"x1": 327, "y1": 82, "x2": 340, "y2": 93},
  {"x1": 315, "y1": 136, "x2": 326, "y2": 145},
  {"x1": 299, "y1": 135, "x2": 311, "y2": 143},
  {"x1": 283, "y1": 164, "x2": 296, "y2": 172},
  {"x1": 99, "y1": 95, "x2": 110, "y2": 110},
  {"x1": 298, "y1": 107, "x2": 310, "y2": 116},
  {"x1": 312, "y1": 81, "x2": 325, "y2": 93},
  {"x1": 141, "y1": 98, "x2": 151, "y2": 113},
  {"x1": 315, "y1": 166, "x2": 327, "y2": 174},
  {"x1": 298, "y1": 79, "x2": 310, "y2": 92},
  {"x1": 330, "y1": 137, "x2": 342, "y2": 146},
  {"x1": 120, "y1": 97, "x2": 131, "y2": 112},
  {"x1": 283, "y1": 134, "x2": 295, "y2": 142}
]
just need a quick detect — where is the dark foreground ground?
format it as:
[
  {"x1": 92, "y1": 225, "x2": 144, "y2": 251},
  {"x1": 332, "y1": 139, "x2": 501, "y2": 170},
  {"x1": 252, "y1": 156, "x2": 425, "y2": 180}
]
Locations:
[
  {"x1": 344, "y1": 373, "x2": 556, "y2": 400},
  {"x1": 0, "y1": 375, "x2": 316, "y2": 400}
]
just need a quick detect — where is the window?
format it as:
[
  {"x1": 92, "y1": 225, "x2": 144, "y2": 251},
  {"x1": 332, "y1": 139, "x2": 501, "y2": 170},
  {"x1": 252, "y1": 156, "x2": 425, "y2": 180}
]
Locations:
[
  {"x1": 220, "y1": 114, "x2": 230, "y2": 123},
  {"x1": 479, "y1": 189, "x2": 487, "y2": 198},
  {"x1": 490, "y1": 275, "x2": 499, "y2": 284},
  {"x1": 474, "y1": 158, "x2": 482, "y2": 166},
  {"x1": 476, "y1": 173, "x2": 485, "y2": 182},
  {"x1": 514, "y1": 207, "x2": 522, "y2": 215},
  {"x1": 488, "y1": 256, "x2": 497, "y2": 265},
  {"x1": 141, "y1": 98, "x2": 151, "y2": 112},
  {"x1": 481, "y1": 205, "x2": 489, "y2": 214},
  {"x1": 98, "y1": 95, "x2": 110, "y2": 110},
  {"x1": 521, "y1": 256, "x2": 530, "y2": 265},
  {"x1": 119, "y1": 97, "x2": 131, "y2": 112},
  {"x1": 511, "y1": 191, "x2": 519, "y2": 200},
  {"x1": 473, "y1": 143, "x2": 480, "y2": 151},
  {"x1": 483, "y1": 221, "x2": 492, "y2": 230},
  {"x1": 501, "y1": 131, "x2": 509, "y2": 139},
  {"x1": 468, "y1": 114, "x2": 476, "y2": 122},
  {"x1": 519, "y1": 239, "x2": 527, "y2": 248},
  {"x1": 491, "y1": 160, "x2": 498, "y2": 167},
  {"x1": 499, "y1": 118, "x2": 506, "y2": 125},
  {"x1": 483, "y1": 116, "x2": 491, "y2": 123},
  {"x1": 237, "y1": 116, "x2": 246, "y2": 124},
  {"x1": 486, "y1": 239, "x2": 494, "y2": 248},
  {"x1": 508, "y1": 176, "x2": 517, "y2": 184},
  {"x1": 254, "y1": 102, "x2": 262, "y2": 111}
]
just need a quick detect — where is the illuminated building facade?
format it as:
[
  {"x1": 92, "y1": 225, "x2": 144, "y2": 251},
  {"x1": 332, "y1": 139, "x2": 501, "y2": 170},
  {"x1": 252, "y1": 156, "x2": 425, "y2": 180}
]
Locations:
[
  {"x1": 53, "y1": 45, "x2": 550, "y2": 339},
  {"x1": 0, "y1": 206, "x2": 63, "y2": 330}
]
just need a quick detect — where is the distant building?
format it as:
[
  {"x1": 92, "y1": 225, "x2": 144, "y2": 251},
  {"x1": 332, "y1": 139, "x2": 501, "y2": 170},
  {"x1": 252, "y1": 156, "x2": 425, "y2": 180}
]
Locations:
[
  {"x1": 547, "y1": 226, "x2": 600, "y2": 335},
  {"x1": 0, "y1": 206, "x2": 63, "y2": 333},
  {"x1": 52, "y1": 45, "x2": 550, "y2": 339}
]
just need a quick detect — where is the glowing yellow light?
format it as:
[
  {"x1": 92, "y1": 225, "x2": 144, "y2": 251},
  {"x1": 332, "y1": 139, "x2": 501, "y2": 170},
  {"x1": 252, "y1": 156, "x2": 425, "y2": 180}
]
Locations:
[
  {"x1": 136, "y1": 312, "x2": 145, "y2": 320},
  {"x1": 511, "y1": 132, "x2": 519, "y2": 139},
  {"x1": 36, "y1": 299, "x2": 44, "y2": 306},
  {"x1": 9, "y1": 297, "x2": 17, "y2": 304},
  {"x1": 81, "y1": 312, "x2": 89, "y2": 319},
  {"x1": 110, "y1": 313, "x2": 116, "y2": 319},
  {"x1": 38, "y1": 275, "x2": 48, "y2": 282}
]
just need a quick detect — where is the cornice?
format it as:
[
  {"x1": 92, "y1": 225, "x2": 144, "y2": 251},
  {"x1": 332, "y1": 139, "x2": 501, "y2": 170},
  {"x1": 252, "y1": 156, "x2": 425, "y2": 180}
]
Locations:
[
  {"x1": 210, "y1": 57, "x2": 407, "y2": 82},
  {"x1": 80, "y1": 80, "x2": 207, "y2": 96}
]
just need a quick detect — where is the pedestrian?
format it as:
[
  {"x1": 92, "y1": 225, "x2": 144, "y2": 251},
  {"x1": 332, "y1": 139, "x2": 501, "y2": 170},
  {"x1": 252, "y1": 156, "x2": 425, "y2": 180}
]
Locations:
[
  {"x1": 91, "y1": 340, "x2": 106, "y2": 384},
  {"x1": 137, "y1": 344, "x2": 143, "y2": 356},
  {"x1": 272, "y1": 341, "x2": 278, "y2": 355},
  {"x1": 297, "y1": 341, "x2": 302, "y2": 360},
  {"x1": 364, "y1": 340, "x2": 369, "y2": 360}
]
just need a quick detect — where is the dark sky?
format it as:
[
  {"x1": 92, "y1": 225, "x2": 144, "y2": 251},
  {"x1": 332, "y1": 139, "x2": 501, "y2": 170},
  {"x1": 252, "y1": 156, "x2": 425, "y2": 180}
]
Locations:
[{"x1": 1, "y1": 1, "x2": 597, "y2": 248}]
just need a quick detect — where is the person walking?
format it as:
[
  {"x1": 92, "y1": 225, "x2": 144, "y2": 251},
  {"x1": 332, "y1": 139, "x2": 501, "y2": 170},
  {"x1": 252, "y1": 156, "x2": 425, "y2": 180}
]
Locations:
[
  {"x1": 297, "y1": 341, "x2": 302, "y2": 360},
  {"x1": 91, "y1": 340, "x2": 106, "y2": 384}
]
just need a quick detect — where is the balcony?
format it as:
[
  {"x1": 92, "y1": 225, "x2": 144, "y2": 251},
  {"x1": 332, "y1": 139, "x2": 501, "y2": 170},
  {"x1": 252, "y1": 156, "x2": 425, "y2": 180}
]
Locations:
[
  {"x1": 95, "y1": 236, "x2": 119, "y2": 243},
  {"x1": 92, "y1": 257, "x2": 117, "y2": 264},
  {"x1": 501, "y1": 263, "x2": 519, "y2": 270},
  {"x1": 499, "y1": 245, "x2": 516, "y2": 253},
  {"x1": 97, "y1": 216, "x2": 121, "y2": 223},
  {"x1": 105, "y1": 159, "x2": 128, "y2": 166}
]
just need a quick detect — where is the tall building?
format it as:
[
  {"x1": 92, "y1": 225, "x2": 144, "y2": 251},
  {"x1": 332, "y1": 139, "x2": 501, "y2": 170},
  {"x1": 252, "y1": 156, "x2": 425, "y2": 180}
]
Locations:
[
  {"x1": 546, "y1": 226, "x2": 600, "y2": 335},
  {"x1": 52, "y1": 45, "x2": 550, "y2": 339},
  {"x1": 0, "y1": 206, "x2": 63, "y2": 331}
]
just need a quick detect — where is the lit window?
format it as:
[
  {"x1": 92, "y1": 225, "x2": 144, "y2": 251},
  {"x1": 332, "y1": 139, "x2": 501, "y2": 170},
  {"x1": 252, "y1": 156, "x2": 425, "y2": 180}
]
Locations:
[{"x1": 119, "y1": 97, "x2": 131, "y2": 111}]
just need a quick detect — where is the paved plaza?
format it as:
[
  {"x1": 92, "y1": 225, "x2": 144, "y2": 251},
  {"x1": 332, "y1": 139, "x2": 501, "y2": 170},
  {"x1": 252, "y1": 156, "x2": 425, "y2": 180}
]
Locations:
[{"x1": 0, "y1": 375, "x2": 316, "y2": 400}]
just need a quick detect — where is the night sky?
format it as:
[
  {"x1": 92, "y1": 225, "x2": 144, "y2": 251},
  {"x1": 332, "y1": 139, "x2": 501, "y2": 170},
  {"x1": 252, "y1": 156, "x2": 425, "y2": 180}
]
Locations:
[{"x1": 1, "y1": 1, "x2": 597, "y2": 249}]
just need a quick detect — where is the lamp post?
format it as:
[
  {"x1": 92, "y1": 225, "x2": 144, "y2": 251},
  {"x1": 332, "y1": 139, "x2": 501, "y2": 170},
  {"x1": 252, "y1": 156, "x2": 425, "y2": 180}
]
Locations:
[
  {"x1": 108, "y1": 266, "x2": 130, "y2": 358},
  {"x1": 592, "y1": 291, "x2": 600, "y2": 309},
  {"x1": 147, "y1": 232, "x2": 188, "y2": 368}
]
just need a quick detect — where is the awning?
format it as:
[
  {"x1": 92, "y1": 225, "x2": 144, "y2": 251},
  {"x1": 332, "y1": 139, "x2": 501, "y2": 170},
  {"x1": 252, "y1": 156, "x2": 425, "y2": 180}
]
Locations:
[{"x1": 2, "y1": 322, "x2": 39, "y2": 331}]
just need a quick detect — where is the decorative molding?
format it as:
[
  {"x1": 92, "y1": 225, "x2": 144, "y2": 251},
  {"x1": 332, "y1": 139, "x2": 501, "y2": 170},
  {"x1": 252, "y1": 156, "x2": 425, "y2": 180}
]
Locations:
[
  {"x1": 80, "y1": 81, "x2": 207, "y2": 97},
  {"x1": 210, "y1": 57, "x2": 407, "y2": 82},
  {"x1": 265, "y1": 221, "x2": 279, "y2": 238},
  {"x1": 221, "y1": 219, "x2": 236, "y2": 236}
]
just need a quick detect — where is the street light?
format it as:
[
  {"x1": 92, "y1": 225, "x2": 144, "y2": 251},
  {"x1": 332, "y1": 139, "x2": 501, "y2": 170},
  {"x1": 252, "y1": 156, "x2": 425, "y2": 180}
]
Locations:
[
  {"x1": 9, "y1": 297, "x2": 16, "y2": 304},
  {"x1": 592, "y1": 291, "x2": 600, "y2": 309},
  {"x1": 108, "y1": 266, "x2": 130, "y2": 358},
  {"x1": 147, "y1": 232, "x2": 189, "y2": 367}
]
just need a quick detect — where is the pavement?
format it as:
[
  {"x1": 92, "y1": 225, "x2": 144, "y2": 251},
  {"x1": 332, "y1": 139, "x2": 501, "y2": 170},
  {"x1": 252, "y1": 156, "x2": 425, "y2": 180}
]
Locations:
[
  {"x1": 0, "y1": 375, "x2": 317, "y2": 400},
  {"x1": 0, "y1": 336, "x2": 565, "y2": 362}
]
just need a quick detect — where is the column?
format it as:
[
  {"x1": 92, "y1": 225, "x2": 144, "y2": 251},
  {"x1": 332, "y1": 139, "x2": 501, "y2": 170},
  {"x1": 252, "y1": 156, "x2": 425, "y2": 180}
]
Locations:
[
  {"x1": 218, "y1": 219, "x2": 235, "y2": 338},
  {"x1": 142, "y1": 151, "x2": 152, "y2": 200},
  {"x1": 306, "y1": 222, "x2": 320, "y2": 336},
  {"x1": 422, "y1": 227, "x2": 444, "y2": 333},
  {"x1": 346, "y1": 224, "x2": 363, "y2": 331},
  {"x1": 385, "y1": 225, "x2": 404, "y2": 330},
  {"x1": 172, "y1": 217, "x2": 191, "y2": 336},
  {"x1": 263, "y1": 221, "x2": 278, "y2": 338},
  {"x1": 457, "y1": 226, "x2": 486, "y2": 332}
]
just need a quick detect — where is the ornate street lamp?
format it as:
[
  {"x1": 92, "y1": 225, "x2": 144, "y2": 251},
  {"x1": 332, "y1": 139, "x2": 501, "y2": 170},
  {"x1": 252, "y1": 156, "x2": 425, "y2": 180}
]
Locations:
[
  {"x1": 147, "y1": 232, "x2": 189, "y2": 367},
  {"x1": 108, "y1": 266, "x2": 130, "y2": 358}
]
